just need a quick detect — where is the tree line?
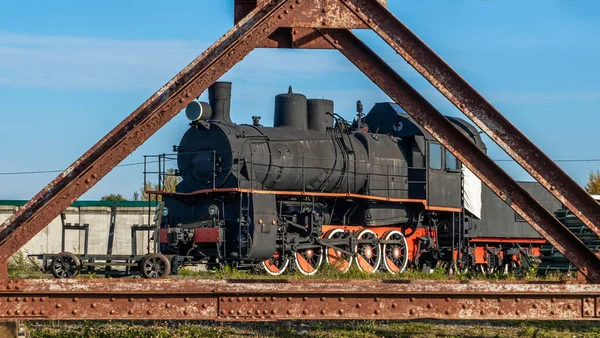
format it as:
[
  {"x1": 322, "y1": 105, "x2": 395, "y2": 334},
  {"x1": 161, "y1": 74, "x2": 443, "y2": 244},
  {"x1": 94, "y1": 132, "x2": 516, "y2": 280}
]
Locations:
[{"x1": 100, "y1": 168, "x2": 181, "y2": 202}]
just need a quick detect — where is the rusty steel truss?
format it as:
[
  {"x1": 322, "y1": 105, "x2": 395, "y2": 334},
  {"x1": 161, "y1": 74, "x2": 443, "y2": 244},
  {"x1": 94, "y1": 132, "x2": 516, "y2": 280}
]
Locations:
[
  {"x1": 1, "y1": 279, "x2": 600, "y2": 320},
  {"x1": 0, "y1": 0, "x2": 599, "y2": 321}
]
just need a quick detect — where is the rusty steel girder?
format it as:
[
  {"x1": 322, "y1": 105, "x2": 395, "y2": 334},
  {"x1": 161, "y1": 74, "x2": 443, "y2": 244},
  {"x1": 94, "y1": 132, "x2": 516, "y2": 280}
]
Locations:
[
  {"x1": 1, "y1": 279, "x2": 600, "y2": 320},
  {"x1": 0, "y1": 0, "x2": 597, "y2": 289},
  {"x1": 340, "y1": 0, "x2": 600, "y2": 238},
  {"x1": 319, "y1": 29, "x2": 600, "y2": 283},
  {"x1": 0, "y1": 0, "x2": 305, "y2": 269}
]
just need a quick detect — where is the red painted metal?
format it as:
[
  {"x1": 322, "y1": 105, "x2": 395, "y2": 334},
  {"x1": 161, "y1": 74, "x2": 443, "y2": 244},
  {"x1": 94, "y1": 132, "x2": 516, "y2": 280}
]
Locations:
[
  {"x1": 0, "y1": 279, "x2": 599, "y2": 320},
  {"x1": 159, "y1": 229, "x2": 168, "y2": 244},
  {"x1": 193, "y1": 228, "x2": 221, "y2": 243},
  {"x1": 342, "y1": 0, "x2": 600, "y2": 239},
  {"x1": 318, "y1": 28, "x2": 600, "y2": 283}
]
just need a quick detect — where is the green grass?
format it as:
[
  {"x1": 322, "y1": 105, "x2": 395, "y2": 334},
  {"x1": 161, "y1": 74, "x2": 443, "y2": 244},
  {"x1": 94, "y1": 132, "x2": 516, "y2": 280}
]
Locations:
[
  {"x1": 174, "y1": 261, "x2": 574, "y2": 282},
  {"x1": 27, "y1": 320, "x2": 600, "y2": 338},
  {"x1": 7, "y1": 251, "x2": 43, "y2": 278},
  {"x1": 11, "y1": 252, "x2": 576, "y2": 282}
]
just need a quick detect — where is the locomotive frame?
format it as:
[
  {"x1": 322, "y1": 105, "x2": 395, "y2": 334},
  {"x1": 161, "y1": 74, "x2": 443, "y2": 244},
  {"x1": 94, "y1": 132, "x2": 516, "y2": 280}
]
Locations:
[{"x1": 138, "y1": 82, "x2": 549, "y2": 278}]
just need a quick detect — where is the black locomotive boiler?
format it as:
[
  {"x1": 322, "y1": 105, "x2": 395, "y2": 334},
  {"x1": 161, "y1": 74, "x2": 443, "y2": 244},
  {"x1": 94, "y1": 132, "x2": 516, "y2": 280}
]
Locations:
[{"x1": 146, "y1": 81, "x2": 549, "y2": 277}]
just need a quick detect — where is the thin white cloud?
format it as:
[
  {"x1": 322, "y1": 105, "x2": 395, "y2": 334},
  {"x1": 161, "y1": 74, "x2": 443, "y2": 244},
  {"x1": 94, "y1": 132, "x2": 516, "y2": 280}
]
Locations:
[{"x1": 0, "y1": 32, "x2": 358, "y2": 91}]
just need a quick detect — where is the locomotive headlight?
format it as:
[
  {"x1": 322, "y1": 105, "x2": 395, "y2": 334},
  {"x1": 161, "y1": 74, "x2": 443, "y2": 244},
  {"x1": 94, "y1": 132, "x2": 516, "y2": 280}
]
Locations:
[
  {"x1": 185, "y1": 100, "x2": 212, "y2": 122},
  {"x1": 162, "y1": 206, "x2": 169, "y2": 217},
  {"x1": 208, "y1": 205, "x2": 219, "y2": 217}
]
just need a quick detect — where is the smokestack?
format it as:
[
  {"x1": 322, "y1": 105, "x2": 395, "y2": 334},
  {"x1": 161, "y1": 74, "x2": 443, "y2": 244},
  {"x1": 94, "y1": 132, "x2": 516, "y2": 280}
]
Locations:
[{"x1": 208, "y1": 82, "x2": 232, "y2": 124}]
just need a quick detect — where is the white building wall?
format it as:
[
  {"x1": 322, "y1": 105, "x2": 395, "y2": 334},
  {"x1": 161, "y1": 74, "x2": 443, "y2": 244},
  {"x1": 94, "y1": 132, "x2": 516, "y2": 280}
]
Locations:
[{"x1": 0, "y1": 203, "x2": 155, "y2": 258}]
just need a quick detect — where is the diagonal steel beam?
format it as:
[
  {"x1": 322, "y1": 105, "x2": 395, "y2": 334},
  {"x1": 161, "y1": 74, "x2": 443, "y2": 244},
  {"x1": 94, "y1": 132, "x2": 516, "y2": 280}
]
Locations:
[
  {"x1": 319, "y1": 28, "x2": 600, "y2": 283},
  {"x1": 0, "y1": 0, "x2": 302, "y2": 273},
  {"x1": 341, "y1": 0, "x2": 600, "y2": 237}
]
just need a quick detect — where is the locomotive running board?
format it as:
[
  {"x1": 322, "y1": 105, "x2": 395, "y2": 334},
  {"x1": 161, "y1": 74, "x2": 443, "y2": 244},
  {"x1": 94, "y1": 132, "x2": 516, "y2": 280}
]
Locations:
[{"x1": 1, "y1": 0, "x2": 600, "y2": 283}]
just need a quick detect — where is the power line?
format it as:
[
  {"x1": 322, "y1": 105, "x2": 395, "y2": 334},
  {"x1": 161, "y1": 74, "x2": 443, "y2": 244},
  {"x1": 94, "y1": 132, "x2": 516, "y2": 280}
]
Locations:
[
  {"x1": 1, "y1": 157, "x2": 600, "y2": 176},
  {"x1": 0, "y1": 159, "x2": 174, "y2": 176},
  {"x1": 494, "y1": 159, "x2": 600, "y2": 163}
]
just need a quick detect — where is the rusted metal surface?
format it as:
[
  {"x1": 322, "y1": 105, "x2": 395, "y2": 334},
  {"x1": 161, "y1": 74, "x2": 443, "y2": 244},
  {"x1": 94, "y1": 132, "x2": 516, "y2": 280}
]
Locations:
[
  {"x1": 0, "y1": 279, "x2": 600, "y2": 321},
  {"x1": 320, "y1": 28, "x2": 600, "y2": 283},
  {"x1": 259, "y1": 27, "x2": 334, "y2": 49},
  {"x1": 236, "y1": 0, "x2": 389, "y2": 49},
  {"x1": 342, "y1": 0, "x2": 600, "y2": 239},
  {"x1": 235, "y1": 0, "x2": 387, "y2": 26},
  {"x1": 0, "y1": 0, "x2": 306, "y2": 271}
]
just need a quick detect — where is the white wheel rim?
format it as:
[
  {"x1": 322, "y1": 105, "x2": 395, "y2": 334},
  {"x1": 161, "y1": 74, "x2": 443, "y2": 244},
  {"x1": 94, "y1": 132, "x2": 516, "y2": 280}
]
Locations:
[
  {"x1": 295, "y1": 247, "x2": 324, "y2": 276},
  {"x1": 261, "y1": 257, "x2": 289, "y2": 276},
  {"x1": 382, "y1": 230, "x2": 409, "y2": 274},
  {"x1": 325, "y1": 229, "x2": 354, "y2": 273},
  {"x1": 355, "y1": 229, "x2": 382, "y2": 273}
]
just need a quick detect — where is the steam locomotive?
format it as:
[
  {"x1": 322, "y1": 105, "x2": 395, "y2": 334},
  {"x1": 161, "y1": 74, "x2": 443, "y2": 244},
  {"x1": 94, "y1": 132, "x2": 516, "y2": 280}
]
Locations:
[{"x1": 150, "y1": 81, "x2": 556, "y2": 277}]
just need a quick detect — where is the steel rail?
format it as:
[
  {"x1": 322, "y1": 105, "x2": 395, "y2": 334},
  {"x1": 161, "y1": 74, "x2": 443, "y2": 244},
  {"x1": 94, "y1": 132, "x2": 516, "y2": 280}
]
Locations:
[
  {"x1": 319, "y1": 28, "x2": 600, "y2": 283},
  {"x1": 0, "y1": 0, "x2": 303, "y2": 272},
  {"x1": 0, "y1": 279, "x2": 599, "y2": 320},
  {"x1": 341, "y1": 0, "x2": 600, "y2": 238}
]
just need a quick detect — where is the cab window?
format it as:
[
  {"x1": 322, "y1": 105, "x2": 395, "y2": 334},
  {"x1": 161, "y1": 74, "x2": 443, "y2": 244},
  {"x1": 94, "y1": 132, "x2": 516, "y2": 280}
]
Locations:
[
  {"x1": 445, "y1": 149, "x2": 458, "y2": 171},
  {"x1": 429, "y1": 143, "x2": 442, "y2": 170}
]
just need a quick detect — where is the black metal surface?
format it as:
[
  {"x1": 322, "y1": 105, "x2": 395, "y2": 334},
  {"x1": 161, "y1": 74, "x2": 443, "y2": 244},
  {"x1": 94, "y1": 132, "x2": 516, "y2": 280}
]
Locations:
[
  {"x1": 307, "y1": 99, "x2": 334, "y2": 132},
  {"x1": 208, "y1": 82, "x2": 233, "y2": 124},
  {"x1": 475, "y1": 182, "x2": 563, "y2": 239},
  {"x1": 274, "y1": 87, "x2": 308, "y2": 130},
  {"x1": 427, "y1": 140, "x2": 462, "y2": 208}
]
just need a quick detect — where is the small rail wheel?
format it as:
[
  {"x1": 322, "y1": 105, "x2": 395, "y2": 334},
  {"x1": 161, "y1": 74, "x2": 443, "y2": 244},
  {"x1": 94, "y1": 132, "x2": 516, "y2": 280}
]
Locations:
[
  {"x1": 261, "y1": 252, "x2": 290, "y2": 276},
  {"x1": 355, "y1": 229, "x2": 382, "y2": 273},
  {"x1": 140, "y1": 253, "x2": 171, "y2": 279},
  {"x1": 325, "y1": 229, "x2": 354, "y2": 273},
  {"x1": 294, "y1": 246, "x2": 324, "y2": 276},
  {"x1": 382, "y1": 230, "x2": 409, "y2": 274},
  {"x1": 50, "y1": 252, "x2": 81, "y2": 279}
]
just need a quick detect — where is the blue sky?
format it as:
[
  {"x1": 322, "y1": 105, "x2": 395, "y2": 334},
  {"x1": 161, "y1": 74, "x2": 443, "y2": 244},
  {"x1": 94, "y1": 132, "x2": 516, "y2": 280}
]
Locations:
[{"x1": 0, "y1": 1, "x2": 599, "y2": 200}]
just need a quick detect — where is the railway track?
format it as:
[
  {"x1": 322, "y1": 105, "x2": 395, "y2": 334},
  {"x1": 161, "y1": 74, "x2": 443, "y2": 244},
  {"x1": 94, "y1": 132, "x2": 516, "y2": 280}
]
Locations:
[{"x1": 0, "y1": 279, "x2": 599, "y2": 321}]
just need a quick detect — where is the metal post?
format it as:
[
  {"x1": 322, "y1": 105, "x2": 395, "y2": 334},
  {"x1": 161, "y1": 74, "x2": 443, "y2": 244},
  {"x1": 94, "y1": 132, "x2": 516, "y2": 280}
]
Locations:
[
  {"x1": 107, "y1": 204, "x2": 116, "y2": 256},
  {"x1": 386, "y1": 164, "x2": 390, "y2": 198},
  {"x1": 213, "y1": 150, "x2": 217, "y2": 190},
  {"x1": 131, "y1": 227, "x2": 137, "y2": 257},
  {"x1": 60, "y1": 213, "x2": 66, "y2": 253},
  {"x1": 302, "y1": 153, "x2": 305, "y2": 192},
  {"x1": 452, "y1": 212, "x2": 455, "y2": 267},
  {"x1": 158, "y1": 154, "x2": 162, "y2": 192},
  {"x1": 83, "y1": 225, "x2": 89, "y2": 257}
]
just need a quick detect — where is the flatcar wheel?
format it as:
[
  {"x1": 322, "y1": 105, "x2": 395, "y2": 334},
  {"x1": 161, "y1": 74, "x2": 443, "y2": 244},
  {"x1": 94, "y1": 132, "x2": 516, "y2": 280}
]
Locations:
[
  {"x1": 50, "y1": 252, "x2": 81, "y2": 279},
  {"x1": 355, "y1": 229, "x2": 382, "y2": 273},
  {"x1": 261, "y1": 253, "x2": 289, "y2": 276},
  {"x1": 382, "y1": 230, "x2": 409, "y2": 274},
  {"x1": 325, "y1": 229, "x2": 353, "y2": 273},
  {"x1": 140, "y1": 253, "x2": 171, "y2": 279},
  {"x1": 294, "y1": 247, "x2": 324, "y2": 276}
]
